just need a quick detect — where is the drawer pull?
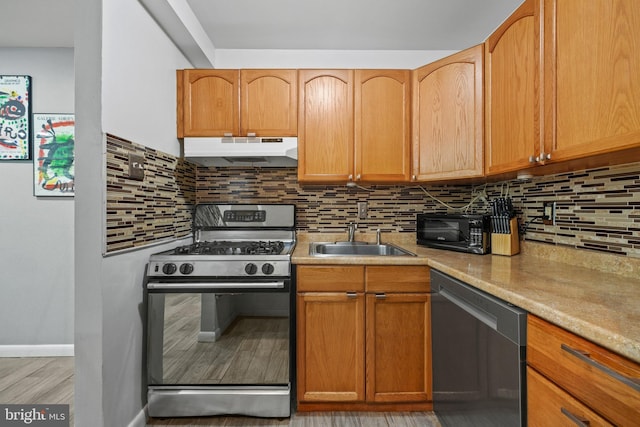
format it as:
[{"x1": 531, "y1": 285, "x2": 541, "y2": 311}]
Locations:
[
  {"x1": 561, "y1": 343, "x2": 640, "y2": 392},
  {"x1": 375, "y1": 293, "x2": 386, "y2": 300},
  {"x1": 346, "y1": 292, "x2": 358, "y2": 299},
  {"x1": 560, "y1": 407, "x2": 590, "y2": 426}
]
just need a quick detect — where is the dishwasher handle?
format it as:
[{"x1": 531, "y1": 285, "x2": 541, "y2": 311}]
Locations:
[
  {"x1": 432, "y1": 269, "x2": 527, "y2": 346},
  {"x1": 439, "y1": 287, "x2": 498, "y2": 331}
]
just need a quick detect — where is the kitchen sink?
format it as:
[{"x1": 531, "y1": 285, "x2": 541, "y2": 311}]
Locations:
[{"x1": 308, "y1": 241, "x2": 417, "y2": 257}]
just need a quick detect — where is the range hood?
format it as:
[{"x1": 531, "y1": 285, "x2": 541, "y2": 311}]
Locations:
[{"x1": 183, "y1": 136, "x2": 297, "y2": 167}]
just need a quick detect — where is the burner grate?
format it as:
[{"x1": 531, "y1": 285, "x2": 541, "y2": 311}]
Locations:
[{"x1": 173, "y1": 241, "x2": 285, "y2": 256}]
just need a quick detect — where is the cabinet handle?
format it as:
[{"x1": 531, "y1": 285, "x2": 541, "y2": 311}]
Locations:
[
  {"x1": 561, "y1": 343, "x2": 640, "y2": 392},
  {"x1": 348, "y1": 174, "x2": 353, "y2": 181},
  {"x1": 346, "y1": 292, "x2": 358, "y2": 298},
  {"x1": 375, "y1": 293, "x2": 386, "y2": 300},
  {"x1": 546, "y1": 153, "x2": 552, "y2": 160},
  {"x1": 412, "y1": 175, "x2": 416, "y2": 181},
  {"x1": 529, "y1": 155, "x2": 536, "y2": 163},
  {"x1": 356, "y1": 174, "x2": 361, "y2": 181},
  {"x1": 560, "y1": 407, "x2": 590, "y2": 426}
]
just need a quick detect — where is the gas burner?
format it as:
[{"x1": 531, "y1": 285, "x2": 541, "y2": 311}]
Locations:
[{"x1": 173, "y1": 240, "x2": 286, "y2": 256}]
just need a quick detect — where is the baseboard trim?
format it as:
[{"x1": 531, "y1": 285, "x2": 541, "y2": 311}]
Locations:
[
  {"x1": 127, "y1": 405, "x2": 148, "y2": 427},
  {"x1": 0, "y1": 344, "x2": 74, "y2": 357}
]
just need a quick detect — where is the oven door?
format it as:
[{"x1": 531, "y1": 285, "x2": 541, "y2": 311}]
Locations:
[{"x1": 145, "y1": 279, "x2": 292, "y2": 417}]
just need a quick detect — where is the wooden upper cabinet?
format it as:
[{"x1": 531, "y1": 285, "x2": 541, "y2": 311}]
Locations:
[
  {"x1": 178, "y1": 69, "x2": 240, "y2": 137},
  {"x1": 355, "y1": 70, "x2": 412, "y2": 183},
  {"x1": 298, "y1": 70, "x2": 354, "y2": 183},
  {"x1": 240, "y1": 69, "x2": 297, "y2": 136},
  {"x1": 543, "y1": 0, "x2": 640, "y2": 161},
  {"x1": 484, "y1": 0, "x2": 540, "y2": 175},
  {"x1": 412, "y1": 45, "x2": 484, "y2": 182},
  {"x1": 177, "y1": 69, "x2": 297, "y2": 137}
]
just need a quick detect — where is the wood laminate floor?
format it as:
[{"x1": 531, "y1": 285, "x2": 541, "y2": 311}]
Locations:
[
  {"x1": 0, "y1": 356, "x2": 74, "y2": 425},
  {"x1": 147, "y1": 411, "x2": 442, "y2": 427}
]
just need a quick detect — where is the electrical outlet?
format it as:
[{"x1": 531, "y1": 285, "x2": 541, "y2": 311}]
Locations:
[
  {"x1": 543, "y1": 201, "x2": 556, "y2": 225},
  {"x1": 357, "y1": 202, "x2": 368, "y2": 219},
  {"x1": 128, "y1": 153, "x2": 145, "y2": 181}
]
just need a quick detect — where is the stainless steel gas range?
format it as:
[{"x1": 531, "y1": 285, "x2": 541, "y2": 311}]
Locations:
[{"x1": 145, "y1": 204, "x2": 296, "y2": 418}]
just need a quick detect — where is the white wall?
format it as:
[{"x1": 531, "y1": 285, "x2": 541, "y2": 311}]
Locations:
[
  {"x1": 74, "y1": 0, "x2": 191, "y2": 425},
  {"x1": 0, "y1": 48, "x2": 74, "y2": 353}
]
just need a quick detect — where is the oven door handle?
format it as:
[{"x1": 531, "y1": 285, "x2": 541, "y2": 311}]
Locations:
[{"x1": 147, "y1": 281, "x2": 285, "y2": 290}]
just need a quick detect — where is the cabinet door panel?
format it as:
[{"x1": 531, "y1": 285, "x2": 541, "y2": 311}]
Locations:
[
  {"x1": 546, "y1": 0, "x2": 640, "y2": 160},
  {"x1": 298, "y1": 70, "x2": 354, "y2": 182},
  {"x1": 485, "y1": 0, "x2": 539, "y2": 175},
  {"x1": 366, "y1": 293, "x2": 431, "y2": 403},
  {"x1": 181, "y1": 69, "x2": 239, "y2": 137},
  {"x1": 413, "y1": 45, "x2": 484, "y2": 181},
  {"x1": 355, "y1": 70, "x2": 411, "y2": 182},
  {"x1": 297, "y1": 292, "x2": 365, "y2": 402},
  {"x1": 240, "y1": 69, "x2": 297, "y2": 136}
]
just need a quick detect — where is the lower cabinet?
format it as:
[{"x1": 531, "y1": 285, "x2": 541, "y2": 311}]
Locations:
[
  {"x1": 296, "y1": 264, "x2": 431, "y2": 410},
  {"x1": 527, "y1": 315, "x2": 640, "y2": 426}
]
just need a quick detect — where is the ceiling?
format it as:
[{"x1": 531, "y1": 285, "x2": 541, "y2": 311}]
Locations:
[
  {"x1": 186, "y1": 0, "x2": 523, "y2": 51},
  {"x1": 1, "y1": 0, "x2": 523, "y2": 52}
]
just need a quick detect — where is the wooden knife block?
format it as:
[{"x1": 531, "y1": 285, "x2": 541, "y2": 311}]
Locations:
[{"x1": 491, "y1": 218, "x2": 520, "y2": 256}]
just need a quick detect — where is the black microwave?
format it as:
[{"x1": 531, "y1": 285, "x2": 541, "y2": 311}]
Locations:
[{"x1": 417, "y1": 213, "x2": 490, "y2": 255}]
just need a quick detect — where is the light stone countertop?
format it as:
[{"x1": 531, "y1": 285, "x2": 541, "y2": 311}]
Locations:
[{"x1": 292, "y1": 232, "x2": 640, "y2": 364}]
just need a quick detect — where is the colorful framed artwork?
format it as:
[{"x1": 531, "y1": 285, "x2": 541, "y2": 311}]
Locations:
[
  {"x1": 0, "y1": 75, "x2": 32, "y2": 160},
  {"x1": 32, "y1": 113, "x2": 75, "y2": 196}
]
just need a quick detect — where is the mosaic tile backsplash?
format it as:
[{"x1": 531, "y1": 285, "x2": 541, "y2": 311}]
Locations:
[
  {"x1": 104, "y1": 135, "x2": 639, "y2": 258},
  {"x1": 105, "y1": 134, "x2": 195, "y2": 253}
]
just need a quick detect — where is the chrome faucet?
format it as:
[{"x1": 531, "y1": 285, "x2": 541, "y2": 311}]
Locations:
[
  {"x1": 348, "y1": 222, "x2": 357, "y2": 242},
  {"x1": 376, "y1": 229, "x2": 382, "y2": 245}
]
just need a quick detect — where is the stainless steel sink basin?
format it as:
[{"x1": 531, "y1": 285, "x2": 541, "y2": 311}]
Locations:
[{"x1": 309, "y1": 241, "x2": 417, "y2": 257}]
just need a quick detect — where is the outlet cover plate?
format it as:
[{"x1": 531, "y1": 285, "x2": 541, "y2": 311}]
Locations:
[{"x1": 128, "y1": 154, "x2": 145, "y2": 181}]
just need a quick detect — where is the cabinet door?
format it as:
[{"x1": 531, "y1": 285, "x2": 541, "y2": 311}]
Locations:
[
  {"x1": 178, "y1": 69, "x2": 240, "y2": 137},
  {"x1": 543, "y1": 0, "x2": 640, "y2": 161},
  {"x1": 298, "y1": 70, "x2": 354, "y2": 183},
  {"x1": 240, "y1": 69, "x2": 298, "y2": 136},
  {"x1": 365, "y1": 293, "x2": 431, "y2": 403},
  {"x1": 355, "y1": 70, "x2": 411, "y2": 183},
  {"x1": 412, "y1": 45, "x2": 484, "y2": 181},
  {"x1": 485, "y1": 0, "x2": 540, "y2": 175},
  {"x1": 297, "y1": 292, "x2": 365, "y2": 402},
  {"x1": 528, "y1": 367, "x2": 613, "y2": 427}
]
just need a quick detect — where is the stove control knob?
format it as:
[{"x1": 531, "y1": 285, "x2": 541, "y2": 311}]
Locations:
[
  {"x1": 162, "y1": 263, "x2": 177, "y2": 275},
  {"x1": 245, "y1": 263, "x2": 258, "y2": 275},
  {"x1": 262, "y1": 263, "x2": 275, "y2": 275},
  {"x1": 179, "y1": 263, "x2": 194, "y2": 275}
]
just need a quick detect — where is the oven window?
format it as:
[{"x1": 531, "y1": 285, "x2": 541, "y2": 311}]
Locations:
[{"x1": 147, "y1": 292, "x2": 289, "y2": 386}]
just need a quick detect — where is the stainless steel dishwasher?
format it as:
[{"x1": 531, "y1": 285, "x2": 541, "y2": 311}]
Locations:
[{"x1": 431, "y1": 269, "x2": 527, "y2": 427}]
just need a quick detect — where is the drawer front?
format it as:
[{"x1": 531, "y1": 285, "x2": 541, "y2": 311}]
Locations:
[
  {"x1": 365, "y1": 266, "x2": 430, "y2": 293},
  {"x1": 297, "y1": 265, "x2": 365, "y2": 292},
  {"x1": 528, "y1": 367, "x2": 612, "y2": 427},
  {"x1": 528, "y1": 315, "x2": 640, "y2": 426}
]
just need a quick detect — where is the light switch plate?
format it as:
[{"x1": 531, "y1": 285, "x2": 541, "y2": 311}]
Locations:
[
  {"x1": 128, "y1": 153, "x2": 145, "y2": 181},
  {"x1": 357, "y1": 202, "x2": 368, "y2": 219},
  {"x1": 542, "y1": 201, "x2": 556, "y2": 225}
]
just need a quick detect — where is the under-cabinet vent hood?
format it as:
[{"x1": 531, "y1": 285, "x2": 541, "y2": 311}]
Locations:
[{"x1": 183, "y1": 136, "x2": 297, "y2": 167}]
